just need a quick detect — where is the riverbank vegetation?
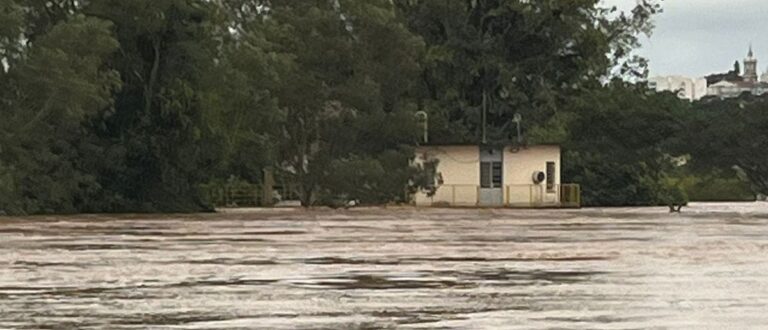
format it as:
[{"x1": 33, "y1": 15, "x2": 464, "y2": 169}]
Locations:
[{"x1": 0, "y1": 0, "x2": 762, "y2": 214}]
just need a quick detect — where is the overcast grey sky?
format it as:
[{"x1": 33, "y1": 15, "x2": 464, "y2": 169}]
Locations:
[{"x1": 604, "y1": 0, "x2": 768, "y2": 78}]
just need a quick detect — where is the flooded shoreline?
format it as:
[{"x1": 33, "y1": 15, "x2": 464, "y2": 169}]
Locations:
[{"x1": 2, "y1": 203, "x2": 768, "y2": 329}]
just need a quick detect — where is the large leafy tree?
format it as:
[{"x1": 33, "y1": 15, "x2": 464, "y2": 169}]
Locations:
[
  {"x1": 687, "y1": 95, "x2": 768, "y2": 195},
  {"x1": 0, "y1": 1, "x2": 120, "y2": 214},
  {"x1": 227, "y1": 0, "x2": 425, "y2": 206},
  {"x1": 200, "y1": 1, "x2": 289, "y2": 184},
  {"x1": 82, "y1": 0, "x2": 225, "y2": 211},
  {"x1": 393, "y1": 0, "x2": 660, "y2": 144},
  {"x1": 561, "y1": 81, "x2": 689, "y2": 206}
]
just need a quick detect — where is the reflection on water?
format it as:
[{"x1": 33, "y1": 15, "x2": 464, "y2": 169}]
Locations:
[{"x1": 2, "y1": 203, "x2": 768, "y2": 329}]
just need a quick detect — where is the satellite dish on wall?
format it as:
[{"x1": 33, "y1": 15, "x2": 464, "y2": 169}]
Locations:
[{"x1": 532, "y1": 171, "x2": 546, "y2": 184}]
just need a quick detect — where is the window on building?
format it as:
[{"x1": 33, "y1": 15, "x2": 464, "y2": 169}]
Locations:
[
  {"x1": 481, "y1": 162, "x2": 503, "y2": 188},
  {"x1": 546, "y1": 161, "x2": 556, "y2": 192},
  {"x1": 480, "y1": 162, "x2": 491, "y2": 188},
  {"x1": 492, "y1": 162, "x2": 502, "y2": 187}
]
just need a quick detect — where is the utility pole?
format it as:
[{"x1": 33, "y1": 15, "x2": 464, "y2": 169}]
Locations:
[
  {"x1": 415, "y1": 111, "x2": 429, "y2": 144},
  {"x1": 482, "y1": 90, "x2": 488, "y2": 144}
]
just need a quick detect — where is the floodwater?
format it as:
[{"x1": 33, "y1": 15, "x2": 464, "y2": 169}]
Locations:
[{"x1": 1, "y1": 203, "x2": 768, "y2": 329}]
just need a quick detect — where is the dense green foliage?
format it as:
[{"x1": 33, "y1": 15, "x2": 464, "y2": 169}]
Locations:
[
  {"x1": 558, "y1": 81, "x2": 690, "y2": 206},
  {"x1": 1, "y1": 6, "x2": 120, "y2": 214},
  {"x1": 393, "y1": 0, "x2": 659, "y2": 144},
  {"x1": 671, "y1": 169, "x2": 754, "y2": 202},
  {"x1": 0, "y1": 0, "x2": 761, "y2": 214},
  {"x1": 232, "y1": 1, "x2": 425, "y2": 206},
  {"x1": 685, "y1": 94, "x2": 768, "y2": 196}
]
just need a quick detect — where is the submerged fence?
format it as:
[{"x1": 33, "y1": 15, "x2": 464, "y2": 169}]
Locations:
[
  {"x1": 418, "y1": 184, "x2": 582, "y2": 208},
  {"x1": 201, "y1": 183, "x2": 262, "y2": 207},
  {"x1": 201, "y1": 183, "x2": 301, "y2": 208},
  {"x1": 203, "y1": 181, "x2": 581, "y2": 209}
]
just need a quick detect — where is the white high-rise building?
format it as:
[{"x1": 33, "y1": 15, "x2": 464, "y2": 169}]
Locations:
[{"x1": 648, "y1": 75, "x2": 708, "y2": 101}]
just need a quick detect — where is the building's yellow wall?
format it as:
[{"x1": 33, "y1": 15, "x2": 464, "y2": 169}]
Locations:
[
  {"x1": 414, "y1": 146, "x2": 479, "y2": 206},
  {"x1": 503, "y1": 145, "x2": 560, "y2": 185},
  {"x1": 503, "y1": 145, "x2": 561, "y2": 205}
]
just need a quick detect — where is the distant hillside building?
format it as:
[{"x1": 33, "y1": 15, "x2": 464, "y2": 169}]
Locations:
[
  {"x1": 707, "y1": 80, "x2": 768, "y2": 99},
  {"x1": 706, "y1": 46, "x2": 768, "y2": 99},
  {"x1": 744, "y1": 46, "x2": 759, "y2": 82},
  {"x1": 648, "y1": 76, "x2": 707, "y2": 101}
]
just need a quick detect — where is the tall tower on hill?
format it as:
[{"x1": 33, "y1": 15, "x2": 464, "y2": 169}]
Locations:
[{"x1": 744, "y1": 45, "x2": 758, "y2": 82}]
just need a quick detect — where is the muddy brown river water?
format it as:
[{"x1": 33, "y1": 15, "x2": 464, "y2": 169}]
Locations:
[{"x1": 1, "y1": 203, "x2": 768, "y2": 329}]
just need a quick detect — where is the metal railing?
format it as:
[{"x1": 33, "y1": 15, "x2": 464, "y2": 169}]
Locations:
[
  {"x1": 202, "y1": 183, "x2": 263, "y2": 208},
  {"x1": 419, "y1": 183, "x2": 581, "y2": 208},
  {"x1": 506, "y1": 184, "x2": 553, "y2": 207},
  {"x1": 506, "y1": 184, "x2": 580, "y2": 208},
  {"x1": 427, "y1": 184, "x2": 480, "y2": 207},
  {"x1": 204, "y1": 182, "x2": 582, "y2": 209},
  {"x1": 559, "y1": 184, "x2": 582, "y2": 208},
  {"x1": 202, "y1": 182, "x2": 303, "y2": 208}
]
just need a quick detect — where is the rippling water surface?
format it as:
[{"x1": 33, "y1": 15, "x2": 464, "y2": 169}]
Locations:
[{"x1": 2, "y1": 203, "x2": 768, "y2": 329}]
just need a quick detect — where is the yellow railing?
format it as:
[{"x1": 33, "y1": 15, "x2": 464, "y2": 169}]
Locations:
[
  {"x1": 505, "y1": 184, "x2": 549, "y2": 207},
  {"x1": 560, "y1": 184, "x2": 582, "y2": 208},
  {"x1": 421, "y1": 183, "x2": 581, "y2": 208},
  {"x1": 202, "y1": 184, "x2": 263, "y2": 207},
  {"x1": 201, "y1": 183, "x2": 302, "y2": 208},
  {"x1": 427, "y1": 184, "x2": 480, "y2": 207},
  {"x1": 506, "y1": 184, "x2": 581, "y2": 208}
]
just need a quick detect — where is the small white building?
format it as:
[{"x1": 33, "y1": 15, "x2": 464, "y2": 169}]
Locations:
[
  {"x1": 648, "y1": 75, "x2": 708, "y2": 101},
  {"x1": 707, "y1": 80, "x2": 768, "y2": 99},
  {"x1": 413, "y1": 144, "x2": 580, "y2": 208}
]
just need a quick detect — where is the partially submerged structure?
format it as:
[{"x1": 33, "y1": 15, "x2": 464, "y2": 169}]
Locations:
[{"x1": 413, "y1": 144, "x2": 580, "y2": 208}]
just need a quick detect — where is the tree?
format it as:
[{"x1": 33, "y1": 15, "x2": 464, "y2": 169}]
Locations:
[
  {"x1": 393, "y1": 0, "x2": 661, "y2": 145},
  {"x1": 0, "y1": 1, "x2": 23, "y2": 61},
  {"x1": 0, "y1": 9, "x2": 120, "y2": 214},
  {"x1": 561, "y1": 81, "x2": 690, "y2": 206},
  {"x1": 687, "y1": 95, "x2": 768, "y2": 195},
  {"x1": 232, "y1": 0, "x2": 425, "y2": 206},
  {"x1": 201, "y1": 1, "x2": 292, "y2": 184},
  {"x1": 82, "y1": 0, "x2": 225, "y2": 212}
]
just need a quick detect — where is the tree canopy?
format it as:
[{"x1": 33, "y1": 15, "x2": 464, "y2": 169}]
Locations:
[
  {"x1": 393, "y1": 0, "x2": 660, "y2": 144},
  {"x1": 1, "y1": 0, "x2": 761, "y2": 215},
  {"x1": 686, "y1": 95, "x2": 768, "y2": 195}
]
